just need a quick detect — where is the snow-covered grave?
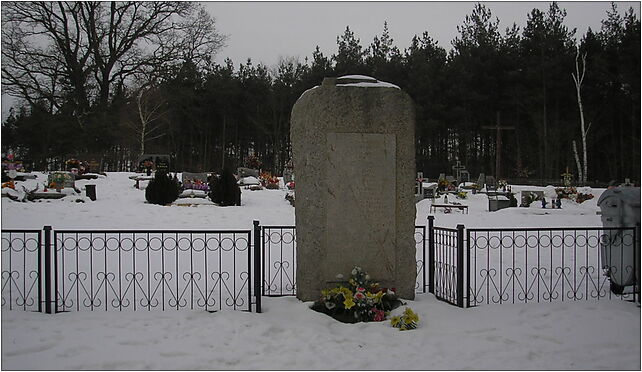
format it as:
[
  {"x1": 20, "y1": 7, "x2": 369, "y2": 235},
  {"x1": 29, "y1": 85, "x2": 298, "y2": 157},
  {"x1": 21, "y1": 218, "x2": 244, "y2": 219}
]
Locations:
[{"x1": 1, "y1": 172, "x2": 640, "y2": 370}]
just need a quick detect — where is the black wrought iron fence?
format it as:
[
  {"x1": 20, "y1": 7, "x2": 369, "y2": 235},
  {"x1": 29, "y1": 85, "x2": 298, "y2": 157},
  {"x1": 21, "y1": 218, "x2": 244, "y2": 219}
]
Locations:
[
  {"x1": 467, "y1": 227, "x2": 639, "y2": 306},
  {"x1": 1, "y1": 230, "x2": 42, "y2": 311},
  {"x1": 414, "y1": 226, "x2": 427, "y2": 293},
  {"x1": 426, "y1": 216, "x2": 464, "y2": 307},
  {"x1": 53, "y1": 229, "x2": 255, "y2": 312},
  {"x1": 2, "y1": 226, "x2": 261, "y2": 313},
  {"x1": 261, "y1": 226, "x2": 297, "y2": 296}
]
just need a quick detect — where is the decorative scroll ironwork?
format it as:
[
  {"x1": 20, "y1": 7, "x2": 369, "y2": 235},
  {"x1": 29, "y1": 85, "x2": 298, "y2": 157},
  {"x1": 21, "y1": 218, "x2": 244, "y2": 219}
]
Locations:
[
  {"x1": 433, "y1": 227, "x2": 460, "y2": 306},
  {"x1": 1, "y1": 230, "x2": 41, "y2": 311},
  {"x1": 262, "y1": 226, "x2": 297, "y2": 296},
  {"x1": 415, "y1": 226, "x2": 426, "y2": 293},
  {"x1": 53, "y1": 230, "x2": 252, "y2": 312},
  {"x1": 467, "y1": 227, "x2": 639, "y2": 307}
]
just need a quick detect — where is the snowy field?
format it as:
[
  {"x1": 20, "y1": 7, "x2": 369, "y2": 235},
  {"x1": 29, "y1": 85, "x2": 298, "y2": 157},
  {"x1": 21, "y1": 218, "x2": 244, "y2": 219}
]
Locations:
[{"x1": 1, "y1": 172, "x2": 640, "y2": 370}]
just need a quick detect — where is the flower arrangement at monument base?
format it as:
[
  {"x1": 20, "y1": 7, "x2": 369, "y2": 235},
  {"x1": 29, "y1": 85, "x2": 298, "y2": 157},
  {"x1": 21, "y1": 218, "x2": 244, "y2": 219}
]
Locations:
[{"x1": 310, "y1": 266, "x2": 405, "y2": 324}]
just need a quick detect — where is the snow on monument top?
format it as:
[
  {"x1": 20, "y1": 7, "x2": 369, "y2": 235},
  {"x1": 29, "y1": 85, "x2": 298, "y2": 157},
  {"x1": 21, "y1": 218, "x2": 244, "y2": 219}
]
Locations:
[
  {"x1": 334, "y1": 75, "x2": 400, "y2": 89},
  {"x1": 297, "y1": 75, "x2": 400, "y2": 100}
]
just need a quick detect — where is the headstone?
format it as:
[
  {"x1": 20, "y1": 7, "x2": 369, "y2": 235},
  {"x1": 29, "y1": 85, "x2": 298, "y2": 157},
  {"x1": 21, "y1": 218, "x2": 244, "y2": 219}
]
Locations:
[
  {"x1": 47, "y1": 171, "x2": 75, "y2": 189},
  {"x1": 155, "y1": 157, "x2": 169, "y2": 174},
  {"x1": 88, "y1": 160, "x2": 100, "y2": 173},
  {"x1": 182, "y1": 172, "x2": 209, "y2": 191},
  {"x1": 520, "y1": 190, "x2": 544, "y2": 207},
  {"x1": 486, "y1": 175, "x2": 496, "y2": 190},
  {"x1": 291, "y1": 75, "x2": 416, "y2": 301},
  {"x1": 477, "y1": 173, "x2": 486, "y2": 188},
  {"x1": 238, "y1": 167, "x2": 259, "y2": 178},
  {"x1": 459, "y1": 170, "x2": 470, "y2": 183}
]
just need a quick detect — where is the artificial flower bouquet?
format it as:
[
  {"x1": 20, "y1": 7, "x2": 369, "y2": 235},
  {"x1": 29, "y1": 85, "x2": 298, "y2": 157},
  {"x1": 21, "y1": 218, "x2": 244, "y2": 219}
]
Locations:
[
  {"x1": 390, "y1": 307, "x2": 420, "y2": 331},
  {"x1": 310, "y1": 266, "x2": 405, "y2": 324}
]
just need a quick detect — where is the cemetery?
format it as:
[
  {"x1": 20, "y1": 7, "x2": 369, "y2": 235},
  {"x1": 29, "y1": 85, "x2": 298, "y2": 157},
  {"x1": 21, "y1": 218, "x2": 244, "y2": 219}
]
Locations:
[{"x1": 2, "y1": 75, "x2": 640, "y2": 370}]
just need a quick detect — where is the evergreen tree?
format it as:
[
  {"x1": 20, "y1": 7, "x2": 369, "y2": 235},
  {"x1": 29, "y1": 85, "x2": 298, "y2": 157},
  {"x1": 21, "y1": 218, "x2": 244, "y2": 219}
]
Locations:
[
  {"x1": 208, "y1": 168, "x2": 241, "y2": 206},
  {"x1": 333, "y1": 26, "x2": 368, "y2": 75}
]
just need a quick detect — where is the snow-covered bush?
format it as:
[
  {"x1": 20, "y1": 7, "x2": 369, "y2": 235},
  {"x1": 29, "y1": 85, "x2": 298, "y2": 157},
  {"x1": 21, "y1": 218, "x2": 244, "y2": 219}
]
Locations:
[
  {"x1": 208, "y1": 168, "x2": 241, "y2": 206},
  {"x1": 145, "y1": 172, "x2": 180, "y2": 205}
]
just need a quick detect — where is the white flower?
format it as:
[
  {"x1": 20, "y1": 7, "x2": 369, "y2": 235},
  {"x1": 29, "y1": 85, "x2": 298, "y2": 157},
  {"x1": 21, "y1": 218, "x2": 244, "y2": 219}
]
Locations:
[
  {"x1": 365, "y1": 274, "x2": 370, "y2": 280},
  {"x1": 351, "y1": 268, "x2": 357, "y2": 275},
  {"x1": 336, "y1": 273, "x2": 344, "y2": 279},
  {"x1": 325, "y1": 301, "x2": 336, "y2": 309}
]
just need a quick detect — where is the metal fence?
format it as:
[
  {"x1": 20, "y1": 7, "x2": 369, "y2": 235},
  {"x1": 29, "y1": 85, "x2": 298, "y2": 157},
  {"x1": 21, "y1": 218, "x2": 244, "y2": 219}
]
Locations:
[
  {"x1": 1, "y1": 230, "x2": 42, "y2": 312},
  {"x1": 5, "y1": 221, "x2": 638, "y2": 314},
  {"x1": 428, "y1": 218, "x2": 464, "y2": 307},
  {"x1": 425, "y1": 216, "x2": 640, "y2": 308},
  {"x1": 2, "y1": 226, "x2": 261, "y2": 313},
  {"x1": 467, "y1": 227, "x2": 639, "y2": 306}
]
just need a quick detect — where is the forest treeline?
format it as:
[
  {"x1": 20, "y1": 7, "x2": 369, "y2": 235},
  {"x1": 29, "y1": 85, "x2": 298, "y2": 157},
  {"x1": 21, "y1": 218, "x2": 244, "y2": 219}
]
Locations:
[{"x1": 2, "y1": 2, "x2": 640, "y2": 184}]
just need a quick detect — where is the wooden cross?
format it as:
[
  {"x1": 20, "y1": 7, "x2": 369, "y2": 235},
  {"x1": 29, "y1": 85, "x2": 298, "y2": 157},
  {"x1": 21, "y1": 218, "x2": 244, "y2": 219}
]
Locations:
[{"x1": 482, "y1": 111, "x2": 514, "y2": 180}]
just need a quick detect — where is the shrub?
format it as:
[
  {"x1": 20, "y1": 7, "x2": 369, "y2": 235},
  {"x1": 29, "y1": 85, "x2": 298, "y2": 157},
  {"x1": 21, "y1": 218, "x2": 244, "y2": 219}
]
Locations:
[
  {"x1": 145, "y1": 172, "x2": 180, "y2": 205},
  {"x1": 208, "y1": 168, "x2": 241, "y2": 206}
]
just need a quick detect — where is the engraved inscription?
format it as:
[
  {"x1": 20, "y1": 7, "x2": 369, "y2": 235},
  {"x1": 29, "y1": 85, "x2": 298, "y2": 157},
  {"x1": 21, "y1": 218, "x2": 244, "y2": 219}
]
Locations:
[{"x1": 325, "y1": 132, "x2": 396, "y2": 281}]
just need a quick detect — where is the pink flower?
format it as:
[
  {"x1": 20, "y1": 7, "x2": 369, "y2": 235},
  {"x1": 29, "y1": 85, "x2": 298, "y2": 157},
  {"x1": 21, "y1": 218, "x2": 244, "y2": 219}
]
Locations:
[
  {"x1": 354, "y1": 292, "x2": 365, "y2": 300},
  {"x1": 372, "y1": 308, "x2": 385, "y2": 322},
  {"x1": 357, "y1": 287, "x2": 365, "y2": 292}
]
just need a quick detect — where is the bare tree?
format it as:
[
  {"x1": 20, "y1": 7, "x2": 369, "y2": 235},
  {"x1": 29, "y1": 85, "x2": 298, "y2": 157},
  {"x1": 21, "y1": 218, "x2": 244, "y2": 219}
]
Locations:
[
  {"x1": 571, "y1": 49, "x2": 590, "y2": 184},
  {"x1": 127, "y1": 81, "x2": 167, "y2": 156},
  {"x1": 2, "y1": 2, "x2": 226, "y2": 127}
]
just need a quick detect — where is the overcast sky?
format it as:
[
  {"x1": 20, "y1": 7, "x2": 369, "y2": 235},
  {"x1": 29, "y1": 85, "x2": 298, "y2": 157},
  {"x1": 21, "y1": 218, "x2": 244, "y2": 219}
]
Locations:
[
  {"x1": 1, "y1": 1, "x2": 640, "y2": 119},
  {"x1": 205, "y1": 1, "x2": 641, "y2": 67}
]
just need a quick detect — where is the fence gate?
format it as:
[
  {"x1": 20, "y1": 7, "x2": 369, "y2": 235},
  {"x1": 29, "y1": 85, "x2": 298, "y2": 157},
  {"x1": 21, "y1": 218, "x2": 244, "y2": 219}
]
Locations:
[{"x1": 428, "y1": 216, "x2": 465, "y2": 307}]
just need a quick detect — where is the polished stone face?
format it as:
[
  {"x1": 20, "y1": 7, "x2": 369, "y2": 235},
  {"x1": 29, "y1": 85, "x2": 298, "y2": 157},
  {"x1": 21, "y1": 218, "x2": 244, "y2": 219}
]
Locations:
[{"x1": 291, "y1": 76, "x2": 416, "y2": 301}]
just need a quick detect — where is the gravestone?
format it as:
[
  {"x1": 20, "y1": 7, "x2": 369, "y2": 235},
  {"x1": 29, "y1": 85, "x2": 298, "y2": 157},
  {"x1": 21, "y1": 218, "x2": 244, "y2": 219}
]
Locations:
[
  {"x1": 237, "y1": 167, "x2": 259, "y2": 178},
  {"x1": 47, "y1": 171, "x2": 75, "y2": 189},
  {"x1": 477, "y1": 173, "x2": 486, "y2": 188},
  {"x1": 486, "y1": 175, "x2": 496, "y2": 190},
  {"x1": 182, "y1": 172, "x2": 209, "y2": 191},
  {"x1": 520, "y1": 190, "x2": 544, "y2": 207},
  {"x1": 291, "y1": 75, "x2": 416, "y2": 301}
]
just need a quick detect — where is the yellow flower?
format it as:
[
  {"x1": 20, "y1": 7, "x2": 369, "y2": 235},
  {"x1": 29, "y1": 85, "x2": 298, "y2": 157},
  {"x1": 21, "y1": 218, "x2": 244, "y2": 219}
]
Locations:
[
  {"x1": 343, "y1": 296, "x2": 355, "y2": 309},
  {"x1": 404, "y1": 308, "x2": 420, "y2": 323},
  {"x1": 366, "y1": 290, "x2": 384, "y2": 303},
  {"x1": 321, "y1": 289, "x2": 330, "y2": 298},
  {"x1": 390, "y1": 315, "x2": 401, "y2": 327}
]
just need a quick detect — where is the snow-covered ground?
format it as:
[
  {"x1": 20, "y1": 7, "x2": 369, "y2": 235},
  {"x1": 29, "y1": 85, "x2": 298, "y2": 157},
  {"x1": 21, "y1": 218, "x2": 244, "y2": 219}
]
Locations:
[{"x1": 1, "y1": 172, "x2": 639, "y2": 370}]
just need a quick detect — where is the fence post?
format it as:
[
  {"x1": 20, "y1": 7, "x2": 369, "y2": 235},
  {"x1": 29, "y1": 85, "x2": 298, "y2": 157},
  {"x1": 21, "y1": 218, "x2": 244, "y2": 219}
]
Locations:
[
  {"x1": 37, "y1": 230, "x2": 43, "y2": 313},
  {"x1": 633, "y1": 223, "x2": 642, "y2": 304},
  {"x1": 253, "y1": 220, "x2": 262, "y2": 313},
  {"x1": 422, "y1": 226, "x2": 427, "y2": 293},
  {"x1": 43, "y1": 226, "x2": 52, "y2": 314},
  {"x1": 456, "y1": 224, "x2": 465, "y2": 308},
  {"x1": 428, "y1": 215, "x2": 435, "y2": 294}
]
